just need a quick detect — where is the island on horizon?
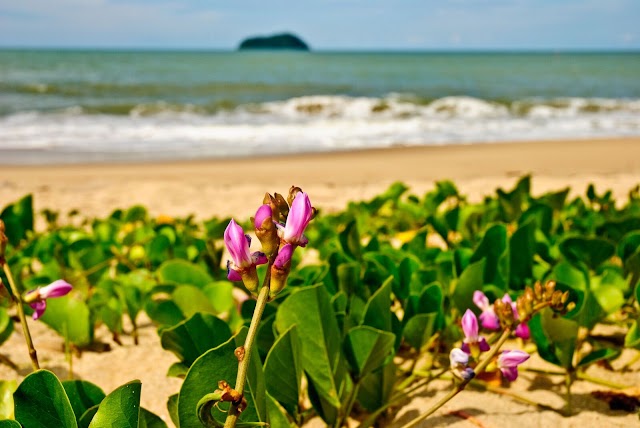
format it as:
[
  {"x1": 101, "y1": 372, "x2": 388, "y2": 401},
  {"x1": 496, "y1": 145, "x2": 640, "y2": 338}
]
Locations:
[{"x1": 237, "y1": 32, "x2": 310, "y2": 51}]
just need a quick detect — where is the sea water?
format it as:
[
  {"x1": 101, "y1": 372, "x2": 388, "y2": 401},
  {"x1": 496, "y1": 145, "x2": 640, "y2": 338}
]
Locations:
[{"x1": 1, "y1": 50, "x2": 639, "y2": 164}]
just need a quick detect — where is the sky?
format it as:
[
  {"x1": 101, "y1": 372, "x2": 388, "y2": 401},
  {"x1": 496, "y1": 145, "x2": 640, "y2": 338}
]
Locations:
[{"x1": 0, "y1": 0, "x2": 638, "y2": 50}]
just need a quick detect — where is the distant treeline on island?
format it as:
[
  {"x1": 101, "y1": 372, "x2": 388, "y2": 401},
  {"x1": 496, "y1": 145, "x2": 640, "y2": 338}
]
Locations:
[{"x1": 238, "y1": 33, "x2": 310, "y2": 51}]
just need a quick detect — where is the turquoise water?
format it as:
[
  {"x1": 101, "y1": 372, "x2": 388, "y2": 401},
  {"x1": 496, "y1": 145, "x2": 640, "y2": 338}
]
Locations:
[{"x1": 1, "y1": 50, "x2": 639, "y2": 163}]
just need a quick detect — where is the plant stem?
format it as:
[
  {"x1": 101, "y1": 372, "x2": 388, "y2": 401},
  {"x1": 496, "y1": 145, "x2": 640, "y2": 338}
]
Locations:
[
  {"x1": 565, "y1": 371, "x2": 573, "y2": 415},
  {"x1": 337, "y1": 381, "x2": 360, "y2": 428},
  {"x1": 224, "y1": 271, "x2": 271, "y2": 428},
  {"x1": 576, "y1": 371, "x2": 628, "y2": 390},
  {"x1": 400, "y1": 328, "x2": 512, "y2": 428},
  {"x1": 2, "y1": 264, "x2": 40, "y2": 371}
]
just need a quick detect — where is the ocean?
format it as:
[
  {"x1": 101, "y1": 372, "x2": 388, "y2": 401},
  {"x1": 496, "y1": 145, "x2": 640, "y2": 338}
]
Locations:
[{"x1": 1, "y1": 50, "x2": 639, "y2": 164}]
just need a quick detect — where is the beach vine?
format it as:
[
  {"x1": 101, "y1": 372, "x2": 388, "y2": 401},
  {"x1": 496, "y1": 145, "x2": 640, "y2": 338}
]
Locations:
[{"x1": 0, "y1": 177, "x2": 639, "y2": 427}]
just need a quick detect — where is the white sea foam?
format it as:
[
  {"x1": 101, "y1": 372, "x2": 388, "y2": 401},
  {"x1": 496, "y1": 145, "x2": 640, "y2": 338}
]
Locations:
[{"x1": 1, "y1": 95, "x2": 640, "y2": 164}]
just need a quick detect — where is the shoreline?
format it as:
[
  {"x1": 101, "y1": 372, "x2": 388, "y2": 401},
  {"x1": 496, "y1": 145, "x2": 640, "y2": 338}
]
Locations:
[{"x1": 1, "y1": 137, "x2": 639, "y2": 220}]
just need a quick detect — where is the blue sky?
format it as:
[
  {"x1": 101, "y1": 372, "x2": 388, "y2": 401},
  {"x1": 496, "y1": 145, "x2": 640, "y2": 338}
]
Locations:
[{"x1": 0, "y1": 0, "x2": 638, "y2": 50}]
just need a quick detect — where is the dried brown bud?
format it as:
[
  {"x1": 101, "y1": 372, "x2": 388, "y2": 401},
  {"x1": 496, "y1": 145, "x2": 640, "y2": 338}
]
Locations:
[
  {"x1": 561, "y1": 290, "x2": 570, "y2": 304},
  {"x1": 273, "y1": 193, "x2": 289, "y2": 222},
  {"x1": 544, "y1": 280, "x2": 556, "y2": 300},
  {"x1": 287, "y1": 186, "x2": 303, "y2": 207},
  {"x1": 566, "y1": 301, "x2": 576, "y2": 312},
  {"x1": 216, "y1": 380, "x2": 243, "y2": 403},
  {"x1": 494, "y1": 298, "x2": 515, "y2": 329},
  {"x1": 534, "y1": 281, "x2": 544, "y2": 301},
  {"x1": 234, "y1": 346, "x2": 245, "y2": 362}
]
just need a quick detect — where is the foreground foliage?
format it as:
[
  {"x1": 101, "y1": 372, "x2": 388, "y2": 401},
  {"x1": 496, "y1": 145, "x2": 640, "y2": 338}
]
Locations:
[{"x1": 1, "y1": 176, "x2": 639, "y2": 426}]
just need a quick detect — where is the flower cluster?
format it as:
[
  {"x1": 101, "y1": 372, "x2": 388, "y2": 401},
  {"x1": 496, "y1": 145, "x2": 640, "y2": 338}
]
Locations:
[
  {"x1": 224, "y1": 187, "x2": 314, "y2": 297},
  {"x1": 474, "y1": 291, "x2": 530, "y2": 340}
]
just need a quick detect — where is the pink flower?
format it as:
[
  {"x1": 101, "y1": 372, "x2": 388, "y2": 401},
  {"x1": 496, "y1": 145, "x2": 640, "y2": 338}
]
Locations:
[
  {"x1": 25, "y1": 279, "x2": 72, "y2": 320},
  {"x1": 224, "y1": 219, "x2": 267, "y2": 283},
  {"x1": 498, "y1": 350, "x2": 530, "y2": 381},
  {"x1": 473, "y1": 291, "x2": 500, "y2": 330},
  {"x1": 279, "y1": 192, "x2": 312, "y2": 247},
  {"x1": 450, "y1": 347, "x2": 475, "y2": 381},
  {"x1": 461, "y1": 309, "x2": 490, "y2": 357}
]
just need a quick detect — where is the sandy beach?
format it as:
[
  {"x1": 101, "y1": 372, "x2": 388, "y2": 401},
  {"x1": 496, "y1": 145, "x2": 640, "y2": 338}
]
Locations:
[{"x1": 1, "y1": 137, "x2": 640, "y2": 427}]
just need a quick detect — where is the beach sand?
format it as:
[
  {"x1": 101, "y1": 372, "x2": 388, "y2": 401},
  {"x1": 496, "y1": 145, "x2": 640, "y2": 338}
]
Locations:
[{"x1": 1, "y1": 137, "x2": 640, "y2": 426}]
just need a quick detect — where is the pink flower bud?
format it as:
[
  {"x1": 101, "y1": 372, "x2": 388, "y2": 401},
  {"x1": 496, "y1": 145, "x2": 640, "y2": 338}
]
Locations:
[
  {"x1": 274, "y1": 244, "x2": 293, "y2": 269},
  {"x1": 224, "y1": 219, "x2": 253, "y2": 268},
  {"x1": 473, "y1": 290, "x2": 499, "y2": 330},
  {"x1": 282, "y1": 192, "x2": 312, "y2": 246},
  {"x1": 254, "y1": 205, "x2": 273, "y2": 229},
  {"x1": 461, "y1": 309, "x2": 490, "y2": 356},
  {"x1": 38, "y1": 280, "x2": 72, "y2": 299}
]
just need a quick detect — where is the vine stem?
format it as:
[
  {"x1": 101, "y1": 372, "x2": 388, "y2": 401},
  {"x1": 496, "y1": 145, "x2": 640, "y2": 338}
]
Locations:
[
  {"x1": 399, "y1": 328, "x2": 512, "y2": 428},
  {"x1": 2, "y1": 263, "x2": 40, "y2": 371},
  {"x1": 224, "y1": 267, "x2": 272, "y2": 428}
]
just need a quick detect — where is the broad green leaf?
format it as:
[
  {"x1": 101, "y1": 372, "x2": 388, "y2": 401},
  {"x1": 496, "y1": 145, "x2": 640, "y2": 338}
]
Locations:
[
  {"x1": 172, "y1": 285, "x2": 217, "y2": 318},
  {"x1": 202, "y1": 282, "x2": 235, "y2": 314},
  {"x1": 265, "y1": 393, "x2": 293, "y2": 428},
  {"x1": 275, "y1": 285, "x2": 342, "y2": 421},
  {"x1": 357, "y1": 360, "x2": 396, "y2": 413},
  {"x1": 559, "y1": 237, "x2": 615, "y2": 270},
  {"x1": 530, "y1": 309, "x2": 578, "y2": 369},
  {"x1": 509, "y1": 219, "x2": 536, "y2": 289},
  {"x1": 167, "y1": 394, "x2": 179, "y2": 428},
  {"x1": 344, "y1": 326, "x2": 395, "y2": 379},
  {"x1": 178, "y1": 334, "x2": 262, "y2": 428},
  {"x1": 78, "y1": 405, "x2": 99, "y2": 428},
  {"x1": 452, "y1": 259, "x2": 485, "y2": 312},
  {"x1": 39, "y1": 295, "x2": 92, "y2": 347},
  {"x1": 470, "y1": 224, "x2": 509, "y2": 289},
  {"x1": 0, "y1": 308, "x2": 14, "y2": 347},
  {"x1": 0, "y1": 381, "x2": 17, "y2": 419},
  {"x1": 339, "y1": 220, "x2": 361, "y2": 261},
  {"x1": 402, "y1": 313, "x2": 438, "y2": 351},
  {"x1": 362, "y1": 277, "x2": 393, "y2": 332},
  {"x1": 62, "y1": 380, "x2": 106, "y2": 424},
  {"x1": 264, "y1": 326, "x2": 302, "y2": 419},
  {"x1": 396, "y1": 257, "x2": 418, "y2": 299},
  {"x1": 140, "y1": 408, "x2": 168, "y2": 428},
  {"x1": 14, "y1": 370, "x2": 77, "y2": 428},
  {"x1": 0, "y1": 421, "x2": 21, "y2": 427},
  {"x1": 577, "y1": 348, "x2": 620, "y2": 368},
  {"x1": 160, "y1": 312, "x2": 232, "y2": 367},
  {"x1": 157, "y1": 260, "x2": 213, "y2": 288},
  {"x1": 89, "y1": 380, "x2": 141, "y2": 428},
  {"x1": 0, "y1": 194, "x2": 34, "y2": 246}
]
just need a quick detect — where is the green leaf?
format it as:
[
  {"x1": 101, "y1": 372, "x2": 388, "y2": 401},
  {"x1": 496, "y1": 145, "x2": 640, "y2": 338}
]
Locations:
[
  {"x1": 452, "y1": 259, "x2": 485, "y2": 312},
  {"x1": 577, "y1": 348, "x2": 620, "y2": 368},
  {"x1": 559, "y1": 237, "x2": 615, "y2": 270},
  {"x1": 0, "y1": 381, "x2": 17, "y2": 420},
  {"x1": 140, "y1": 408, "x2": 168, "y2": 428},
  {"x1": 172, "y1": 285, "x2": 217, "y2": 318},
  {"x1": 396, "y1": 257, "x2": 417, "y2": 300},
  {"x1": 14, "y1": 370, "x2": 78, "y2": 428},
  {"x1": 625, "y1": 318, "x2": 640, "y2": 349},
  {"x1": 161, "y1": 312, "x2": 232, "y2": 367},
  {"x1": 265, "y1": 393, "x2": 293, "y2": 428},
  {"x1": 179, "y1": 335, "x2": 262, "y2": 428},
  {"x1": 509, "y1": 219, "x2": 536, "y2": 289},
  {"x1": 362, "y1": 277, "x2": 393, "y2": 332},
  {"x1": 529, "y1": 309, "x2": 578, "y2": 369},
  {"x1": 344, "y1": 326, "x2": 395, "y2": 379},
  {"x1": 78, "y1": 405, "x2": 99, "y2": 428},
  {"x1": 339, "y1": 220, "x2": 361, "y2": 261},
  {"x1": 0, "y1": 421, "x2": 21, "y2": 428},
  {"x1": 62, "y1": 380, "x2": 106, "y2": 424},
  {"x1": 264, "y1": 326, "x2": 302, "y2": 419},
  {"x1": 0, "y1": 308, "x2": 14, "y2": 347},
  {"x1": 0, "y1": 194, "x2": 34, "y2": 246},
  {"x1": 357, "y1": 360, "x2": 396, "y2": 413},
  {"x1": 39, "y1": 295, "x2": 92, "y2": 347},
  {"x1": 275, "y1": 284, "x2": 342, "y2": 421},
  {"x1": 157, "y1": 260, "x2": 213, "y2": 288},
  {"x1": 167, "y1": 394, "x2": 179, "y2": 428},
  {"x1": 88, "y1": 380, "x2": 141, "y2": 428},
  {"x1": 202, "y1": 282, "x2": 235, "y2": 314},
  {"x1": 402, "y1": 313, "x2": 438, "y2": 351},
  {"x1": 470, "y1": 224, "x2": 509, "y2": 289}
]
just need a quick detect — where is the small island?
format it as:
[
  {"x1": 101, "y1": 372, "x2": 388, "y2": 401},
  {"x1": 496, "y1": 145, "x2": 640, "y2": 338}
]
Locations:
[{"x1": 238, "y1": 33, "x2": 310, "y2": 51}]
